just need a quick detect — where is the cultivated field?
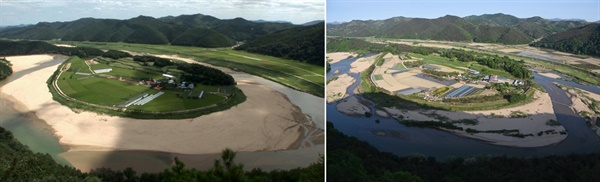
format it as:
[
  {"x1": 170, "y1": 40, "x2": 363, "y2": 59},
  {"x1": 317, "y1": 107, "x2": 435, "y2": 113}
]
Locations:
[
  {"x1": 371, "y1": 53, "x2": 456, "y2": 94},
  {"x1": 55, "y1": 41, "x2": 325, "y2": 97},
  {"x1": 56, "y1": 57, "x2": 228, "y2": 112}
]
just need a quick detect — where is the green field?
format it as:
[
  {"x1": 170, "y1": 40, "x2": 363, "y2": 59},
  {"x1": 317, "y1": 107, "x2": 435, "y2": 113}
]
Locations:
[
  {"x1": 409, "y1": 53, "x2": 515, "y2": 78},
  {"x1": 409, "y1": 53, "x2": 467, "y2": 71},
  {"x1": 56, "y1": 57, "x2": 229, "y2": 112},
  {"x1": 56, "y1": 41, "x2": 325, "y2": 97},
  {"x1": 67, "y1": 57, "x2": 91, "y2": 73},
  {"x1": 393, "y1": 63, "x2": 406, "y2": 69},
  {"x1": 373, "y1": 74, "x2": 383, "y2": 80}
]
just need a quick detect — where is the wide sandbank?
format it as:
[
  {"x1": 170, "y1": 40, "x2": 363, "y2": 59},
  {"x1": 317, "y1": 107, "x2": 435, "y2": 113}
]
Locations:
[
  {"x1": 326, "y1": 52, "x2": 357, "y2": 64},
  {"x1": 1, "y1": 55, "x2": 323, "y2": 172}
]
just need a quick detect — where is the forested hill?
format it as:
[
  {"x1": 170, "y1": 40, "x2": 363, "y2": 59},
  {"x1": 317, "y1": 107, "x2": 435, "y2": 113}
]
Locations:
[
  {"x1": 530, "y1": 23, "x2": 600, "y2": 57},
  {"x1": 327, "y1": 122, "x2": 600, "y2": 181},
  {"x1": 235, "y1": 23, "x2": 324, "y2": 66},
  {"x1": 0, "y1": 14, "x2": 297, "y2": 48},
  {"x1": 327, "y1": 13, "x2": 589, "y2": 44}
]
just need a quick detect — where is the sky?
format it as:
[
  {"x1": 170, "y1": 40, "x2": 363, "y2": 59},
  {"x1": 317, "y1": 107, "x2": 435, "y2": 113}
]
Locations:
[
  {"x1": 327, "y1": 0, "x2": 600, "y2": 23},
  {"x1": 0, "y1": 0, "x2": 324, "y2": 26}
]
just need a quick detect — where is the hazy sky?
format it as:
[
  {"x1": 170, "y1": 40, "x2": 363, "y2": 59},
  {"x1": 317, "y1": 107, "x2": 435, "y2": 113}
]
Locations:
[
  {"x1": 0, "y1": 0, "x2": 324, "y2": 26},
  {"x1": 327, "y1": 0, "x2": 600, "y2": 23}
]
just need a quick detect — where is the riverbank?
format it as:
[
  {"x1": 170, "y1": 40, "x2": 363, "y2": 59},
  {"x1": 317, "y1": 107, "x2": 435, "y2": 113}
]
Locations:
[
  {"x1": 558, "y1": 83, "x2": 600, "y2": 137},
  {"x1": 327, "y1": 74, "x2": 355, "y2": 103},
  {"x1": 59, "y1": 144, "x2": 323, "y2": 173},
  {"x1": 335, "y1": 89, "x2": 567, "y2": 147},
  {"x1": 350, "y1": 53, "x2": 379, "y2": 73},
  {"x1": 327, "y1": 52, "x2": 357, "y2": 64},
  {"x1": 0, "y1": 54, "x2": 322, "y2": 172}
]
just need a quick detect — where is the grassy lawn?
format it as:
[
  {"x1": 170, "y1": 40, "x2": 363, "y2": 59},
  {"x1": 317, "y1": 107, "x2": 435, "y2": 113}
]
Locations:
[
  {"x1": 55, "y1": 57, "x2": 229, "y2": 112},
  {"x1": 58, "y1": 76, "x2": 151, "y2": 106},
  {"x1": 410, "y1": 53, "x2": 516, "y2": 78},
  {"x1": 67, "y1": 57, "x2": 91, "y2": 73},
  {"x1": 468, "y1": 63, "x2": 514, "y2": 78},
  {"x1": 373, "y1": 74, "x2": 383, "y2": 80},
  {"x1": 359, "y1": 65, "x2": 377, "y2": 93},
  {"x1": 57, "y1": 41, "x2": 325, "y2": 97},
  {"x1": 128, "y1": 90, "x2": 224, "y2": 111},
  {"x1": 410, "y1": 53, "x2": 468, "y2": 71},
  {"x1": 104, "y1": 67, "x2": 161, "y2": 80},
  {"x1": 89, "y1": 63, "x2": 111, "y2": 70},
  {"x1": 393, "y1": 63, "x2": 406, "y2": 69}
]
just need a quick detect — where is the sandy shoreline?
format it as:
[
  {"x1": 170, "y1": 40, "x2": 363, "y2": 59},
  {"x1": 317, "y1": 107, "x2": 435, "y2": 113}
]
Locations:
[
  {"x1": 326, "y1": 74, "x2": 355, "y2": 103},
  {"x1": 326, "y1": 52, "x2": 357, "y2": 64},
  {"x1": 336, "y1": 89, "x2": 567, "y2": 147},
  {"x1": 350, "y1": 53, "x2": 379, "y2": 73},
  {"x1": 336, "y1": 96, "x2": 370, "y2": 116},
  {"x1": 559, "y1": 83, "x2": 600, "y2": 137},
  {"x1": 0, "y1": 54, "x2": 321, "y2": 171},
  {"x1": 59, "y1": 144, "x2": 323, "y2": 173}
]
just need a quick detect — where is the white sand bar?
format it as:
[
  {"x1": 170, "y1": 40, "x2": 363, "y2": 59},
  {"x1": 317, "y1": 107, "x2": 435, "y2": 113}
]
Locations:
[
  {"x1": 327, "y1": 52, "x2": 357, "y2": 64},
  {"x1": 1, "y1": 55, "x2": 309, "y2": 155},
  {"x1": 327, "y1": 74, "x2": 355, "y2": 103}
]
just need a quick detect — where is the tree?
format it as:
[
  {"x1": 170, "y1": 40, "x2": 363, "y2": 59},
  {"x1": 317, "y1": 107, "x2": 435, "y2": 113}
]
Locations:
[
  {"x1": 210, "y1": 148, "x2": 247, "y2": 181},
  {"x1": 162, "y1": 157, "x2": 199, "y2": 181}
]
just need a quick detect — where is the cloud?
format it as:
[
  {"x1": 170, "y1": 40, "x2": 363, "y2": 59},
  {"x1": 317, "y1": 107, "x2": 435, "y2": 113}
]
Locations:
[{"x1": 0, "y1": 0, "x2": 324, "y2": 25}]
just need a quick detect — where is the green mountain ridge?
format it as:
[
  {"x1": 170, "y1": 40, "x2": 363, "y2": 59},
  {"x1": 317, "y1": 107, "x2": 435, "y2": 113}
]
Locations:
[
  {"x1": 530, "y1": 23, "x2": 600, "y2": 57},
  {"x1": 328, "y1": 13, "x2": 589, "y2": 44},
  {"x1": 235, "y1": 23, "x2": 324, "y2": 66},
  {"x1": 0, "y1": 14, "x2": 297, "y2": 48}
]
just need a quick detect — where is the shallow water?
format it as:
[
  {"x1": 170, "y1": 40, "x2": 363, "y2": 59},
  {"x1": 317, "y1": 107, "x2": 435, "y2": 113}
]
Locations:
[
  {"x1": 0, "y1": 55, "x2": 70, "y2": 165},
  {"x1": 232, "y1": 73, "x2": 324, "y2": 129},
  {"x1": 517, "y1": 51, "x2": 564, "y2": 63}
]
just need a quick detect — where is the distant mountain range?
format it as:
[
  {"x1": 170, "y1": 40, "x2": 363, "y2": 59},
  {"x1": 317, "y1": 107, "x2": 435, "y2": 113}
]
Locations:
[
  {"x1": 548, "y1": 18, "x2": 586, "y2": 22},
  {"x1": 530, "y1": 23, "x2": 600, "y2": 57},
  {"x1": 0, "y1": 14, "x2": 301, "y2": 48},
  {"x1": 301, "y1": 20, "x2": 325, "y2": 26},
  {"x1": 327, "y1": 13, "x2": 590, "y2": 44},
  {"x1": 251, "y1": 19, "x2": 293, "y2": 24}
]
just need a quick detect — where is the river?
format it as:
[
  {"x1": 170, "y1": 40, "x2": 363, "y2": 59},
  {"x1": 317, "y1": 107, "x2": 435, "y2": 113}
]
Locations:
[
  {"x1": 0, "y1": 55, "x2": 323, "y2": 168},
  {"x1": 0, "y1": 56, "x2": 70, "y2": 165},
  {"x1": 327, "y1": 54, "x2": 600, "y2": 160}
]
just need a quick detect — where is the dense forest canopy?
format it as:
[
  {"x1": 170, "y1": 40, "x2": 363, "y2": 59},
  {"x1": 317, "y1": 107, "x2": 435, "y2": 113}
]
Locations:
[
  {"x1": 440, "y1": 49, "x2": 532, "y2": 79},
  {"x1": 327, "y1": 38, "x2": 437, "y2": 56},
  {"x1": 235, "y1": 23, "x2": 325, "y2": 66},
  {"x1": 0, "y1": 14, "x2": 298, "y2": 48},
  {"x1": 0, "y1": 40, "x2": 104, "y2": 57},
  {"x1": 328, "y1": 13, "x2": 589, "y2": 44},
  {"x1": 327, "y1": 122, "x2": 600, "y2": 182},
  {"x1": 176, "y1": 60, "x2": 236, "y2": 86},
  {"x1": 530, "y1": 23, "x2": 600, "y2": 57}
]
